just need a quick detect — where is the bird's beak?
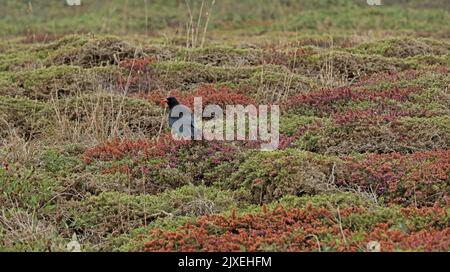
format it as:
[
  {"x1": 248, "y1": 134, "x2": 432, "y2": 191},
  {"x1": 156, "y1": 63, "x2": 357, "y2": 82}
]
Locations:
[{"x1": 160, "y1": 98, "x2": 168, "y2": 106}]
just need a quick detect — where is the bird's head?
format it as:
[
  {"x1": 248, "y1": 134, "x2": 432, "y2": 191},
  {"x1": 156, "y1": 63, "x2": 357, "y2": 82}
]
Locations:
[{"x1": 161, "y1": 96, "x2": 180, "y2": 109}]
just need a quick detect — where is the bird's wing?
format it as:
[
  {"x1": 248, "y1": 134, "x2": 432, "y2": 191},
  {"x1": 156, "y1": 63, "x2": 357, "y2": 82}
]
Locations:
[
  {"x1": 168, "y1": 105, "x2": 193, "y2": 127},
  {"x1": 168, "y1": 105, "x2": 201, "y2": 139}
]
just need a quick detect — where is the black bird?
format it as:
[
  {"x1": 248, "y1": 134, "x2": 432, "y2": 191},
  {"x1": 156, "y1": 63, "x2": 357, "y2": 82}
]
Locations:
[{"x1": 161, "y1": 96, "x2": 199, "y2": 140}]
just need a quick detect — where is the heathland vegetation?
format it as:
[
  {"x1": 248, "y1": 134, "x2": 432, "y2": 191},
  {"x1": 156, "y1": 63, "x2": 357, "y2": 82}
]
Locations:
[{"x1": 0, "y1": 0, "x2": 449, "y2": 251}]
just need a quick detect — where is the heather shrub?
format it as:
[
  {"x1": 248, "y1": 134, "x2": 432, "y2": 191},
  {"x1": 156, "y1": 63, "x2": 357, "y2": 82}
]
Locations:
[
  {"x1": 353, "y1": 37, "x2": 450, "y2": 58},
  {"x1": 148, "y1": 61, "x2": 255, "y2": 91},
  {"x1": 144, "y1": 85, "x2": 256, "y2": 110},
  {"x1": 143, "y1": 203, "x2": 449, "y2": 252},
  {"x1": 337, "y1": 149, "x2": 450, "y2": 207},
  {"x1": 39, "y1": 148, "x2": 82, "y2": 177},
  {"x1": 294, "y1": 51, "x2": 411, "y2": 80},
  {"x1": 312, "y1": 116, "x2": 450, "y2": 154},
  {"x1": 285, "y1": 85, "x2": 421, "y2": 117},
  {"x1": 241, "y1": 69, "x2": 313, "y2": 101},
  {"x1": 177, "y1": 46, "x2": 264, "y2": 67},
  {"x1": 277, "y1": 192, "x2": 376, "y2": 210},
  {"x1": 0, "y1": 96, "x2": 48, "y2": 139},
  {"x1": 46, "y1": 93, "x2": 163, "y2": 139},
  {"x1": 280, "y1": 115, "x2": 327, "y2": 136},
  {"x1": 229, "y1": 149, "x2": 339, "y2": 204},
  {"x1": 174, "y1": 141, "x2": 245, "y2": 185},
  {"x1": 46, "y1": 36, "x2": 144, "y2": 68},
  {"x1": 0, "y1": 208, "x2": 67, "y2": 252},
  {"x1": 0, "y1": 46, "x2": 45, "y2": 72},
  {"x1": 0, "y1": 164, "x2": 60, "y2": 210},
  {"x1": 2, "y1": 93, "x2": 163, "y2": 143},
  {"x1": 355, "y1": 67, "x2": 449, "y2": 91},
  {"x1": 10, "y1": 65, "x2": 121, "y2": 100},
  {"x1": 60, "y1": 185, "x2": 248, "y2": 248},
  {"x1": 82, "y1": 158, "x2": 192, "y2": 195},
  {"x1": 147, "y1": 61, "x2": 313, "y2": 95},
  {"x1": 82, "y1": 133, "x2": 254, "y2": 191}
]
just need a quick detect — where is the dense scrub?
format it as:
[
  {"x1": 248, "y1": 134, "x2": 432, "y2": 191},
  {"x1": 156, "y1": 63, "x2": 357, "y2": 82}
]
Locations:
[
  {"x1": 144, "y1": 202, "x2": 449, "y2": 252},
  {"x1": 0, "y1": 1, "x2": 449, "y2": 252}
]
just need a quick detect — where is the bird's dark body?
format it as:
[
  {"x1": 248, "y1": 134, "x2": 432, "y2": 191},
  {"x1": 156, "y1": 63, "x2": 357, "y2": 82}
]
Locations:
[{"x1": 165, "y1": 97, "x2": 199, "y2": 140}]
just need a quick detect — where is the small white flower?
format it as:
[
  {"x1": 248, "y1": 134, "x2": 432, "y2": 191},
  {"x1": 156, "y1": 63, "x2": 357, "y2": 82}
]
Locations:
[
  {"x1": 367, "y1": 0, "x2": 382, "y2": 6},
  {"x1": 66, "y1": 0, "x2": 81, "y2": 6},
  {"x1": 367, "y1": 241, "x2": 381, "y2": 252},
  {"x1": 67, "y1": 233, "x2": 81, "y2": 252}
]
